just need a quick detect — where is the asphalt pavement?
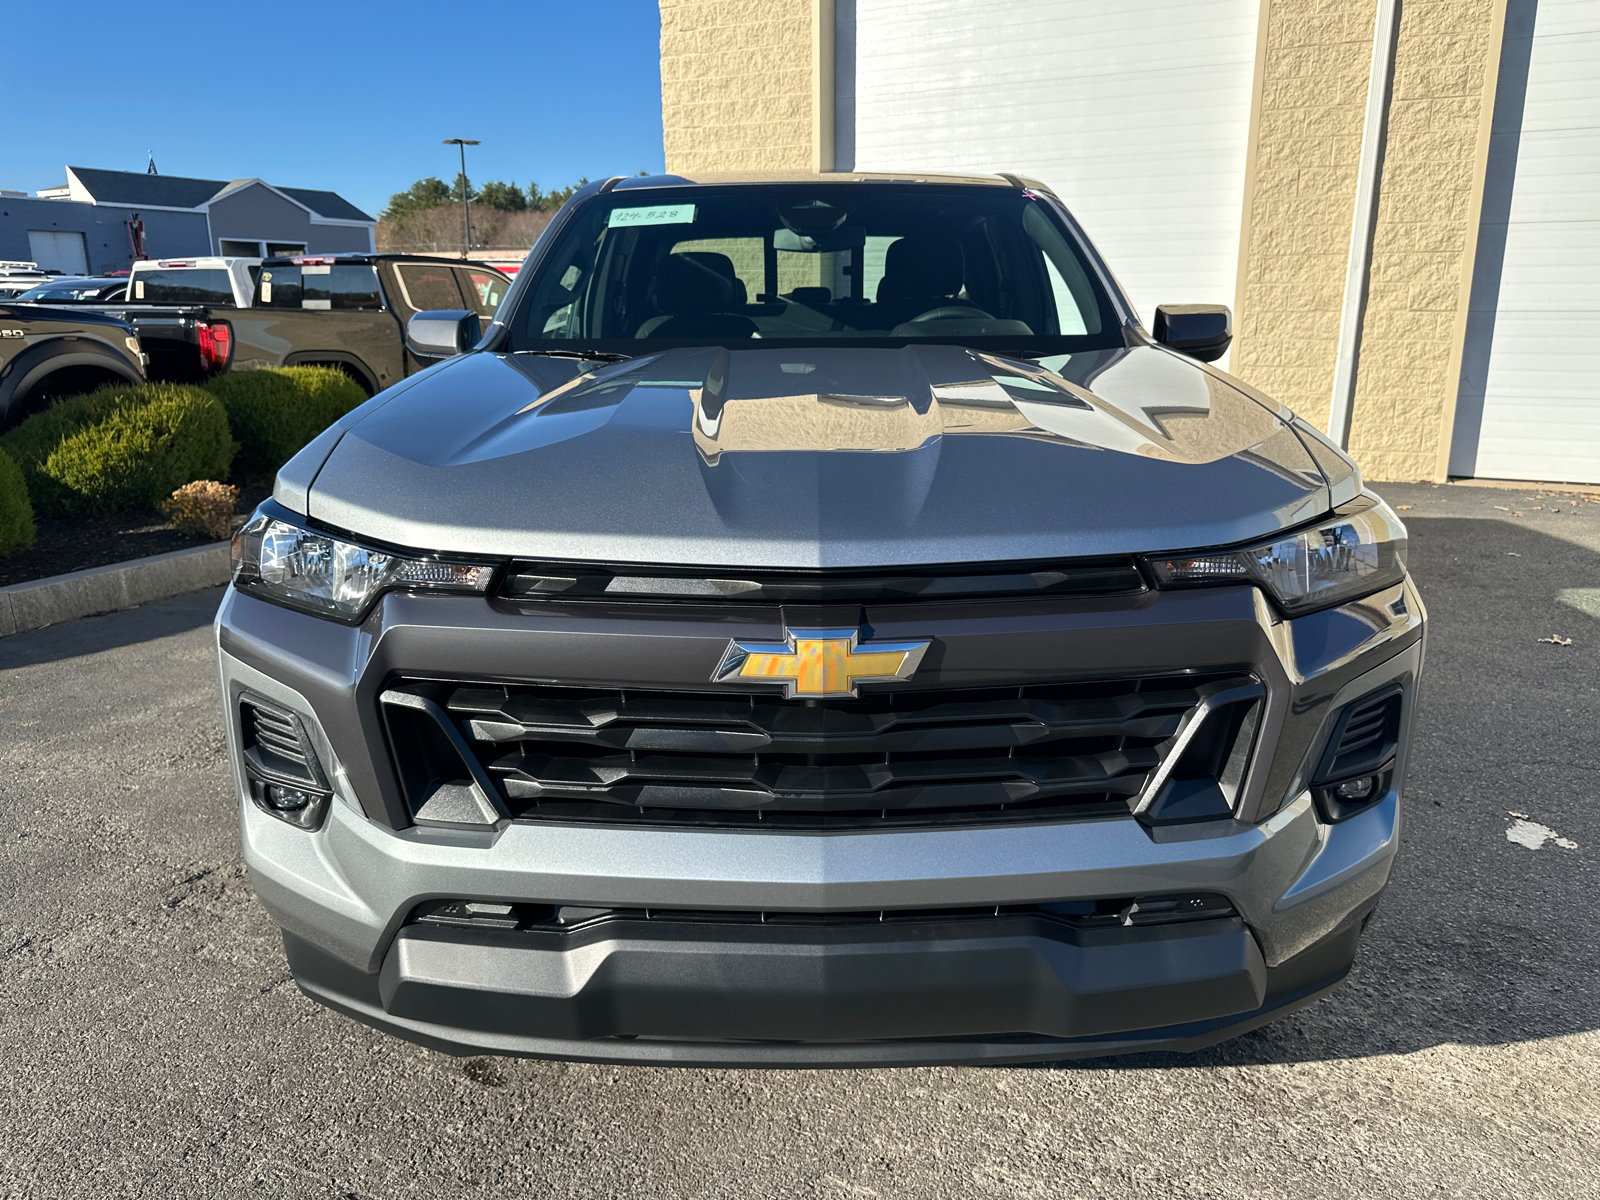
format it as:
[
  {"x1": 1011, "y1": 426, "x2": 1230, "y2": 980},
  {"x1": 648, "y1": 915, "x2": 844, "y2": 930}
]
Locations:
[{"x1": 1, "y1": 480, "x2": 1596, "y2": 1199}]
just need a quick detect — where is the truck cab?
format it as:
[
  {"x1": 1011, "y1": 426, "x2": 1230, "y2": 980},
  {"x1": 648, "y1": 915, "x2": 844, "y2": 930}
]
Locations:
[{"x1": 236, "y1": 254, "x2": 511, "y2": 392}]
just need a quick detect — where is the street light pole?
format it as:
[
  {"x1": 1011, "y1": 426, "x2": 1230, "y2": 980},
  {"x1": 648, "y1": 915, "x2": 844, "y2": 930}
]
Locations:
[{"x1": 442, "y1": 138, "x2": 479, "y2": 260}]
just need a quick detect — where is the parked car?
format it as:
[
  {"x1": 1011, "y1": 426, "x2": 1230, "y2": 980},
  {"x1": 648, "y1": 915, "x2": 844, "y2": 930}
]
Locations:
[
  {"x1": 10, "y1": 276, "x2": 129, "y2": 304},
  {"x1": 71, "y1": 254, "x2": 510, "y2": 393},
  {"x1": 0, "y1": 261, "x2": 53, "y2": 300},
  {"x1": 0, "y1": 301, "x2": 145, "y2": 427},
  {"x1": 218, "y1": 172, "x2": 1424, "y2": 1067}
]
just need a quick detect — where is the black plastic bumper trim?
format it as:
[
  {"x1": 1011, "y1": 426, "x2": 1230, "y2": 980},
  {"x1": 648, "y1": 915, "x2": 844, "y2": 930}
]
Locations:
[{"x1": 281, "y1": 910, "x2": 1368, "y2": 1067}]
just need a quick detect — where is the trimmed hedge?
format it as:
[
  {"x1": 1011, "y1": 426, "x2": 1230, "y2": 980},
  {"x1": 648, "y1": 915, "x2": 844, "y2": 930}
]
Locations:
[
  {"x1": 0, "y1": 383, "x2": 236, "y2": 518},
  {"x1": 0, "y1": 446, "x2": 36, "y2": 557},
  {"x1": 206, "y1": 366, "x2": 367, "y2": 473}
]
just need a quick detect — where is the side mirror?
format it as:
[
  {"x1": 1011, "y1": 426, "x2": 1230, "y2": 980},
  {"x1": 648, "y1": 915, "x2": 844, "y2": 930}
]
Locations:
[
  {"x1": 406, "y1": 309, "x2": 481, "y2": 359},
  {"x1": 1153, "y1": 304, "x2": 1232, "y2": 363}
]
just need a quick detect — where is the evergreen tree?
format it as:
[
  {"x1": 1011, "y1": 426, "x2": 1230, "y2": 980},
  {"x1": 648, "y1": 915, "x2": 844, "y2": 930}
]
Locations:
[
  {"x1": 382, "y1": 176, "x2": 452, "y2": 221},
  {"x1": 476, "y1": 181, "x2": 528, "y2": 211},
  {"x1": 529, "y1": 178, "x2": 589, "y2": 212}
]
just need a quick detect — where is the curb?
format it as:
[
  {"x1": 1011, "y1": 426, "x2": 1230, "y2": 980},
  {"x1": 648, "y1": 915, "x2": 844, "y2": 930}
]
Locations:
[{"x1": 0, "y1": 541, "x2": 232, "y2": 639}]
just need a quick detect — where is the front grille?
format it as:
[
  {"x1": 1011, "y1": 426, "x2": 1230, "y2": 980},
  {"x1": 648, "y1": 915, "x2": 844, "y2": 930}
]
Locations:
[
  {"x1": 383, "y1": 671, "x2": 1254, "y2": 830},
  {"x1": 410, "y1": 893, "x2": 1239, "y2": 932},
  {"x1": 498, "y1": 557, "x2": 1146, "y2": 605}
]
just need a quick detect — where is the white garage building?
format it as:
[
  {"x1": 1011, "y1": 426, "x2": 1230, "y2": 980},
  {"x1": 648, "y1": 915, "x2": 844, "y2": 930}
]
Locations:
[{"x1": 662, "y1": 0, "x2": 1600, "y2": 485}]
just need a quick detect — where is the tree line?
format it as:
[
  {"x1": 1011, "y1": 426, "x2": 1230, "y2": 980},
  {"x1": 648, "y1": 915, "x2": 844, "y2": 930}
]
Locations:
[
  {"x1": 382, "y1": 176, "x2": 595, "y2": 221},
  {"x1": 377, "y1": 172, "x2": 651, "y2": 252}
]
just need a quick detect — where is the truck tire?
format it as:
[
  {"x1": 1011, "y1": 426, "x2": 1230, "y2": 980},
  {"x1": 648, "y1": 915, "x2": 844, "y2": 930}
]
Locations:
[{"x1": 0, "y1": 339, "x2": 144, "y2": 429}]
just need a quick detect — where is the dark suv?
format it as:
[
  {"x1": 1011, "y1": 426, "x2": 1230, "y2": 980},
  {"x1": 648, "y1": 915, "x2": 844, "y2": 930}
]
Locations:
[{"x1": 216, "y1": 172, "x2": 1423, "y2": 1066}]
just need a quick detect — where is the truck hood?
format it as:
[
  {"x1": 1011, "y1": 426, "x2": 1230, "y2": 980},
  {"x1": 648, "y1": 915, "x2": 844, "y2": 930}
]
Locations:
[{"x1": 299, "y1": 343, "x2": 1333, "y2": 568}]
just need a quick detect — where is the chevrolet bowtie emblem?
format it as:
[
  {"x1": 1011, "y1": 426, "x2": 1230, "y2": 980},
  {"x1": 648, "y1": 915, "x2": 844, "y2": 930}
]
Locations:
[{"x1": 714, "y1": 627, "x2": 931, "y2": 698}]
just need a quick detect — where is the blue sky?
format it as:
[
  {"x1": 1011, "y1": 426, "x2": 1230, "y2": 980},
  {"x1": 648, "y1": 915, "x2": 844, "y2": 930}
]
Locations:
[{"x1": 4, "y1": 0, "x2": 664, "y2": 220}]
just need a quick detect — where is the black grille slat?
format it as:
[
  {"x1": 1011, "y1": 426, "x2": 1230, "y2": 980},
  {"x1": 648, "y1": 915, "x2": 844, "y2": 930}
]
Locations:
[
  {"x1": 498, "y1": 557, "x2": 1147, "y2": 605},
  {"x1": 385, "y1": 671, "x2": 1253, "y2": 831},
  {"x1": 489, "y1": 745, "x2": 1157, "y2": 808},
  {"x1": 240, "y1": 697, "x2": 324, "y2": 789},
  {"x1": 251, "y1": 711, "x2": 310, "y2": 766},
  {"x1": 1315, "y1": 687, "x2": 1404, "y2": 784},
  {"x1": 448, "y1": 686, "x2": 1197, "y2": 753}
]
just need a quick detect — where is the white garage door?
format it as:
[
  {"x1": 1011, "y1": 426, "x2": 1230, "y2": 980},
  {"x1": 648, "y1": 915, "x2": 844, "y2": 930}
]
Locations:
[
  {"x1": 1453, "y1": 0, "x2": 1600, "y2": 484},
  {"x1": 839, "y1": 0, "x2": 1259, "y2": 346},
  {"x1": 27, "y1": 230, "x2": 89, "y2": 275}
]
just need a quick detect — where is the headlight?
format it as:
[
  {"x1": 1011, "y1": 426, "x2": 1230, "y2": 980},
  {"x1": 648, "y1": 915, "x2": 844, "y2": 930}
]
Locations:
[
  {"x1": 1145, "y1": 497, "x2": 1407, "y2": 615},
  {"x1": 231, "y1": 510, "x2": 497, "y2": 622}
]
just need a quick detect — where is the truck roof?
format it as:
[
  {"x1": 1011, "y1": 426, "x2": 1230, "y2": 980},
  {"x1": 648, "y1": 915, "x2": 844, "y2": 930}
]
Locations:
[
  {"x1": 133, "y1": 256, "x2": 262, "y2": 269},
  {"x1": 260, "y1": 252, "x2": 511, "y2": 274},
  {"x1": 607, "y1": 170, "x2": 1051, "y2": 191}
]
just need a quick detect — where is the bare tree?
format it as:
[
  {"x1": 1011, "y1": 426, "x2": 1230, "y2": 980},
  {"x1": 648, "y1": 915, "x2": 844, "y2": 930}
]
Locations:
[{"x1": 376, "y1": 207, "x2": 553, "y2": 253}]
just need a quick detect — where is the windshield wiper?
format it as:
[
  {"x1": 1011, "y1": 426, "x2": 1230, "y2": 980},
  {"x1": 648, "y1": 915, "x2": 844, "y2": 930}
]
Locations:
[{"x1": 519, "y1": 349, "x2": 634, "y2": 364}]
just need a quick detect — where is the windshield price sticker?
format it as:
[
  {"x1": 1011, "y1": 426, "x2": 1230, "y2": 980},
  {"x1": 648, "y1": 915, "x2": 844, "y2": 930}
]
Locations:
[{"x1": 607, "y1": 204, "x2": 697, "y2": 229}]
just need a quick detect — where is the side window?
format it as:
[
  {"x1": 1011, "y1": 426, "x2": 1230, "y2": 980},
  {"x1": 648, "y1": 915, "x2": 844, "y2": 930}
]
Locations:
[
  {"x1": 521, "y1": 231, "x2": 599, "y2": 340},
  {"x1": 300, "y1": 265, "x2": 381, "y2": 311},
  {"x1": 258, "y1": 266, "x2": 303, "y2": 308},
  {"x1": 669, "y1": 238, "x2": 761, "y2": 304},
  {"x1": 394, "y1": 264, "x2": 467, "y2": 313},
  {"x1": 326, "y1": 265, "x2": 382, "y2": 311},
  {"x1": 858, "y1": 236, "x2": 898, "y2": 304},
  {"x1": 457, "y1": 268, "x2": 509, "y2": 317},
  {"x1": 1041, "y1": 255, "x2": 1088, "y2": 336},
  {"x1": 1022, "y1": 203, "x2": 1101, "y2": 336}
]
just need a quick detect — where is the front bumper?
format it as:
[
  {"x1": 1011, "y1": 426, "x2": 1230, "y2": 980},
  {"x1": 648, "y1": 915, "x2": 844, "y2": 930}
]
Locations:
[
  {"x1": 283, "y1": 905, "x2": 1372, "y2": 1067},
  {"x1": 218, "y1": 575, "x2": 1424, "y2": 1065}
]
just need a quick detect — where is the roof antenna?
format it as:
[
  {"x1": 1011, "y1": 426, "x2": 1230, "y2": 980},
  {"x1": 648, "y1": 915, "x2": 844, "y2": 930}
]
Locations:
[{"x1": 147, "y1": 152, "x2": 158, "y2": 175}]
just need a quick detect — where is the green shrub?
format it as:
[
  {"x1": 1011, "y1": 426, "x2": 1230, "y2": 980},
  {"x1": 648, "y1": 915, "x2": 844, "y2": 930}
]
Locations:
[
  {"x1": 0, "y1": 383, "x2": 236, "y2": 518},
  {"x1": 207, "y1": 366, "x2": 367, "y2": 473},
  {"x1": 0, "y1": 446, "x2": 36, "y2": 557}
]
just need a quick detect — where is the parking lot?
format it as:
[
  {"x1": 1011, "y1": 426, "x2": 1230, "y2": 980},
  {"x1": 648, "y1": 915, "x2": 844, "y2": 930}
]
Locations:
[{"x1": 1, "y1": 480, "x2": 1595, "y2": 1200}]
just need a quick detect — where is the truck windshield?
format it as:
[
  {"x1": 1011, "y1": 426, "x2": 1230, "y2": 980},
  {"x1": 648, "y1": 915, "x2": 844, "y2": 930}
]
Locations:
[
  {"x1": 132, "y1": 269, "x2": 234, "y2": 305},
  {"x1": 13, "y1": 281, "x2": 122, "y2": 302},
  {"x1": 507, "y1": 184, "x2": 1124, "y2": 355}
]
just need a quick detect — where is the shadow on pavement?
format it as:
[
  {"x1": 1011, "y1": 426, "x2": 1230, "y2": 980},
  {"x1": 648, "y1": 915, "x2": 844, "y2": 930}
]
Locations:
[
  {"x1": 1042, "y1": 514, "x2": 1600, "y2": 1068},
  {"x1": 0, "y1": 586, "x2": 224, "y2": 671}
]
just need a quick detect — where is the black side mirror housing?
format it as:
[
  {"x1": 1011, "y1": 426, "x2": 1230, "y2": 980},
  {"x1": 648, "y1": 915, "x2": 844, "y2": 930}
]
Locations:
[
  {"x1": 1153, "y1": 304, "x2": 1232, "y2": 363},
  {"x1": 406, "y1": 310, "x2": 481, "y2": 359}
]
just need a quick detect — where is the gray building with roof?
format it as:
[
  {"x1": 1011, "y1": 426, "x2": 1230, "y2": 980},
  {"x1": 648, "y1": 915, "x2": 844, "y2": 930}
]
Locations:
[{"x1": 1, "y1": 166, "x2": 375, "y2": 274}]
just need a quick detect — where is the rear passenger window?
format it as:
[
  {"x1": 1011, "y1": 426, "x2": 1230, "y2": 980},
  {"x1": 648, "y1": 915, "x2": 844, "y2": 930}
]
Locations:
[
  {"x1": 458, "y1": 269, "x2": 509, "y2": 316},
  {"x1": 258, "y1": 266, "x2": 302, "y2": 308},
  {"x1": 394, "y1": 264, "x2": 466, "y2": 312},
  {"x1": 306, "y1": 264, "x2": 381, "y2": 311},
  {"x1": 133, "y1": 269, "x2": 234, "y2": 305}
]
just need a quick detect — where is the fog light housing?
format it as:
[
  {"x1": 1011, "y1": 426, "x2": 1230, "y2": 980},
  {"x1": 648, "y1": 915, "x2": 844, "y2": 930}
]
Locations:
[
  {"x1": 1333, "y1": 776, "x2": 1377, "y2": 802},
  {"x1": 238, "y1": 692, "x2": 334, "y2": 831},
  {"x1": 247, "y1": 777, "x2": 331, "y2": 831},
  {"x1": 266, "y1": 784, "x2": 316, "y2": 811}
]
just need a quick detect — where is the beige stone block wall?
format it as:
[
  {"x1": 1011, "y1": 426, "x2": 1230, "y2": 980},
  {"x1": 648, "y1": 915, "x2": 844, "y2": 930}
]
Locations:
[
  {"x1": 1233, "y1": 0, "x2": 1379, "y2": 433},
  {"x1": 1346, "y1": 0, "x2": 1505, "y2": 480},
  {"x1": 660, "y1": 0, "x2": 818, "y2": 175}
]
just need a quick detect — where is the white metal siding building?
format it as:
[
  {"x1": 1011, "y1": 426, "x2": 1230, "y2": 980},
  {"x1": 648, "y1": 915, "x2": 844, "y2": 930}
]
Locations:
[
  {"x1": 1452, "y1": 0, "x2": 1600, "y2": 483},
  {"x1": 837, "y1": 0, "x2": 1259, "y2": 356}
]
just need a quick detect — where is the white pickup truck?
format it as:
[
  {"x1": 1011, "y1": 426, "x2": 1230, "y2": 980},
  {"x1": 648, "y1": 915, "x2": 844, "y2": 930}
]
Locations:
[{"x1": 126, "y1": 256, "x2": 260, "y2": 308}]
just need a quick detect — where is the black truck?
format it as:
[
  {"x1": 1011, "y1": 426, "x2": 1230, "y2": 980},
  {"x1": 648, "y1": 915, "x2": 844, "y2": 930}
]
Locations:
[
  {"x1": 0, "y1": 302, "x2": 146, "y2": 428},
  {"x1": 40, "y1": 254, "x2": 512, "y2": 396}
]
